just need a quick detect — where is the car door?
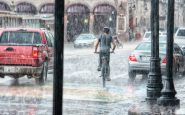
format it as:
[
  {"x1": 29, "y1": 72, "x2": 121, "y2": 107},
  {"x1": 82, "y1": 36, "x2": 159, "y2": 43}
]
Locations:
[{"x1": 174, "y1": 44, "x2": 185, "y2": 73}]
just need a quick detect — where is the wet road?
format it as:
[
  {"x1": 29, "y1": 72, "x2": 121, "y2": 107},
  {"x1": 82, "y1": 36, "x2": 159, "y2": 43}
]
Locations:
[
  {"x1": 63, "y1": 42, "x2": 185, "y2": 115},
  {"x1": 63, "y1": 42, "x2": 144, "y2": 115},
  {"x1": 0, "y1": 42, "x2": 140, "y2": 115},
  {"x1": 0, "y1": 73, "x2": 53, "y2": 115},
  {"x1": 0, "y1": 41, "x2": 149, "y2": 115}
]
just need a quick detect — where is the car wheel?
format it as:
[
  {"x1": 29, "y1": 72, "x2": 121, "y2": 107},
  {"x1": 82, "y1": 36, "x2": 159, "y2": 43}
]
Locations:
[
  {"x1": 35, "y1": 62, "x2": 48, "y2": 85},
  {"x1": 128, "y1": 71, "x2": 136, "y2": 82}
]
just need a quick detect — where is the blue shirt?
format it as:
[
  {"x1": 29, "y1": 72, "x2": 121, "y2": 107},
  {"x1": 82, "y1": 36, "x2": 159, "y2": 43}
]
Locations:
[{"x1": 98, "y1": 34, "x2": 113, "y2": 53}]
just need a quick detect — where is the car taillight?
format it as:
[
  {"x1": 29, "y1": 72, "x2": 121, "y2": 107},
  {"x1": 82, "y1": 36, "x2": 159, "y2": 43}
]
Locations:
[
  {"x1": 32, "y1": 47, "x2": 39, "y2": 58},
  {"x1": 162, "y1": 57, "x2": 167, "y2": 64},
  {"x1": 129, "y1": 55, "x2": 137, "y2": 62}
]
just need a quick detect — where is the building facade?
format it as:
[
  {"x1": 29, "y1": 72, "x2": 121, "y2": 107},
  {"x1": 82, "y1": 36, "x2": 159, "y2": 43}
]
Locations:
[{"x1": 0, "y1": 0, "x2": 185, "y2": 42}]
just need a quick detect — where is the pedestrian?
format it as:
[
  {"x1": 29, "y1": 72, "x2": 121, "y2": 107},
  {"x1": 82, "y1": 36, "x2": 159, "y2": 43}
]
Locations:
[{"x1": 94, "y1": 27, "x2": 116, "y2": 81}]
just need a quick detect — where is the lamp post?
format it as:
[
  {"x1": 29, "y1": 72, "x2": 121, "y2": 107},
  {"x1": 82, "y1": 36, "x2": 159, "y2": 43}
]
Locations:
[
  {"x1": 146, "y1": 0, "x2": 163, "y2": 103},
  {"x1": 157, "y1": 0, "x2": 180, "y2": 107}
]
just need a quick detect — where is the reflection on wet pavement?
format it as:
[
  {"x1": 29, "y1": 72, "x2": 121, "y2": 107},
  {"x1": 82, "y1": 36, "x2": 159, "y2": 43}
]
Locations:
[{"x1": 0, "y1": 74, "x2": 53, "y2": 115}]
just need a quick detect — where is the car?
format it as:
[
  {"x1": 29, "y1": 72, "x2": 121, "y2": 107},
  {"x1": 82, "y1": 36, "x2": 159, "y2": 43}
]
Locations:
[
  {"x1": 0, "y1": 28, "x2": 54, "y2": 85},
  {"x1": 128, "y1": 41, "x2": 185, "y2": 81},
  {"x1": 174, "y1": 27, "x2": 185, "y2": 47},
  {"x1": 143, "y1": 31, "x2": 167, "y2": 41},
  {"x1": 73, "y1": 33, "x2": 97, "y2": 48},
  {"x1": 143, "y1": 34, "x2": 167, "y2": 42}
]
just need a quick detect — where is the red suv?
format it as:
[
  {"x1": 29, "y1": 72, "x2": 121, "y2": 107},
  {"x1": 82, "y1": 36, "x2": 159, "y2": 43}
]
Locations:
[{"x1": 0, "y1": 28, "x2": 54, "y2": 85}]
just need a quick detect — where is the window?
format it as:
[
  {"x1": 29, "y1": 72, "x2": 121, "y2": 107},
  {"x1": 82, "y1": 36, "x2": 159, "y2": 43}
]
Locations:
[
  {"x1": 174, "y1": 44, "x2": 183, "y2": 55},
  {"x1": 177, "y1": 29, "x2": 185, "y2": 36},
  {"x1": 44, "y1": 31, "x2": 53, "y2": 47},
  {"x1": 0, "y1": 32, "x2": 42, "y2": 44}
]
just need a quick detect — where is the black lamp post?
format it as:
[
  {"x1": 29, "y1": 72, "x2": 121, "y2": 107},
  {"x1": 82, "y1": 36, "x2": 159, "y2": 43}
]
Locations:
[
  {"x1": 157, "y1": 0, "x2": 180, "y2": 107},
  {"x1": 146, "y1": 0, "x2": 163, "y2": 103}
]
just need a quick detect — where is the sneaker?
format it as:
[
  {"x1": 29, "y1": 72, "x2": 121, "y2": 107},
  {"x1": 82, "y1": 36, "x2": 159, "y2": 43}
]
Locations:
[
  {"x1": 106, "y1": 78, "x2": 111, "y2": 81},
  {"x1": 97, "y1": 66, "x2": 101, "y2": 71}
]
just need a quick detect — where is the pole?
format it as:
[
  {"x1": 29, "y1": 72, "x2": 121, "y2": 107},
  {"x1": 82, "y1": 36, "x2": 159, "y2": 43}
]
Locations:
[
  {"x1": 146, "y1": 0, "x2": 163, "y2": 103},
  {"x1": 53, "y1": 0, "x2": 64, "y2": 114},
  {"x1": 157, "y1": 0, "x2": 180, "y2": 107}
]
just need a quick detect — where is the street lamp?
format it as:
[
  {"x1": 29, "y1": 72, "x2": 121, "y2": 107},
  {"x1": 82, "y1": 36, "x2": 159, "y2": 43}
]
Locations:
[
  {"x1": 146, "y1": 0, "x2": 163, "y2": 103},
  {"x1": 157, "y1": 0, "x2": 180, "y2": 108}
]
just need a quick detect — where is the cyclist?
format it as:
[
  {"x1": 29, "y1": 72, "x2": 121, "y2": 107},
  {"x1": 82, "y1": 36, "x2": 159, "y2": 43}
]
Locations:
[{"x1": 94, "y1": 27, "x2": 116, "y2": 81}]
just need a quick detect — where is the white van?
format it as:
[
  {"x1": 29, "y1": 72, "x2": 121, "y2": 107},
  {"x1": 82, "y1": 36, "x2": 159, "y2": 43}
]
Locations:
[{"x1": 174, "y1": 27, "x2": 185, "y2": 47}]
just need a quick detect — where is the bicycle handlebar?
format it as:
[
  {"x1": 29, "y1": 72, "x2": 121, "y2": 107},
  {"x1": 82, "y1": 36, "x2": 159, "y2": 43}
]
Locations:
[{"x1": 94, "y1": 52, "x2": 115, "y2": 54}]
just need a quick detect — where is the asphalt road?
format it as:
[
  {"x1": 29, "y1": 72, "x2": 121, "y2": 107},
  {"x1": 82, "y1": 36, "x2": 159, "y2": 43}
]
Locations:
[{"x1": 0, "y1": 41, "x2": 149, "y2": 115}]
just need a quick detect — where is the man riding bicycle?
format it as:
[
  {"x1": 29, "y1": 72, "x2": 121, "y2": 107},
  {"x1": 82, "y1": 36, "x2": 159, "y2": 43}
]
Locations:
[{"x1": 94, "y1": 27, "x2": 116, "y2": 81}]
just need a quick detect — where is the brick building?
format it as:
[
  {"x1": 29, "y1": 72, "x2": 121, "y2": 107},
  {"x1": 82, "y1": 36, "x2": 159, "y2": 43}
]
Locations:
[{"x1": 0, "y1": 0, "x2": 184, "y2": 41}]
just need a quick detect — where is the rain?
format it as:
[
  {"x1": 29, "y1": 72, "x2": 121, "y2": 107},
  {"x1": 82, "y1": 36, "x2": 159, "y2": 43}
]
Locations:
[{"x1": 0, "y1": 0, "x2": 185, "y2": 115}]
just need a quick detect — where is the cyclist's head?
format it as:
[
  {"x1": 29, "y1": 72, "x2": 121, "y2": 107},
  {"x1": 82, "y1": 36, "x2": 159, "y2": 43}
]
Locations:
[{"x1": 103, "y1": 27, "x2": 110, "y2": 34}]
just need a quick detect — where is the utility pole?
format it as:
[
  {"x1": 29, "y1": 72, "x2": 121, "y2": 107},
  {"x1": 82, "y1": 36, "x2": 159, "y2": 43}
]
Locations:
[{"x1": 53, "y1": 0, "x2": 64, "y2": 114}]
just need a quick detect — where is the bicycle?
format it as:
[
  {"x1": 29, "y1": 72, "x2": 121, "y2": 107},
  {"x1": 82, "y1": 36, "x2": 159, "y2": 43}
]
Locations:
[{"x1": 95, "y1": 52, "x2": 113, "y2": 88}]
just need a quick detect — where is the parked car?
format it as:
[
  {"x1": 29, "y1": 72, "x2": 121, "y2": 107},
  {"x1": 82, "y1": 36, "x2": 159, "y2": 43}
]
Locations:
[
  {"x1": 174, "y1": 27, "x2": 185, "y2": 47},
  {"x1": 143, "y1": 31, "x2": 167, "y2": 41},
  {"x1": 128, "y1": 41, "x2": 185, "y2": 81},
  {"x1": 73, "y1": 33, "x2": 97, "y2": 48},
  {"x1": 143, "y1": 34, "x2": 167, "y2": 42},
  {"x1": 0, "y1": 28, "x2": 54, "y2": 85}
]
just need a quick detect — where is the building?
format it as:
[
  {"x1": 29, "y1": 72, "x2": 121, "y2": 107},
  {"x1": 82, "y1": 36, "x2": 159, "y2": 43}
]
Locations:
[
  {"x1": 0, "y1": 0, "x2": 184, "y2": 42},
  {"x1": 0, "y1": 0, "x2": 54, "y2": 30}
]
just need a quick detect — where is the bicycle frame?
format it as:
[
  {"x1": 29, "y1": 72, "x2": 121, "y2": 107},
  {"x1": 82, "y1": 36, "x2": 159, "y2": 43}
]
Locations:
[
  {"x1": 101, "y1": 54, "x2": 110, "y2": 88},
  {"x1": 95, "y1": 52, "x2": 113, "y2": 87}
]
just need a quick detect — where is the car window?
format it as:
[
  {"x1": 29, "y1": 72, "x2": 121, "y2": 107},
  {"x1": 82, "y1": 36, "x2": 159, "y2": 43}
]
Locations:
[
  {"x1": 135, "y1": 42, "x2": 166, "y2": 52},
  {"x1": 177, "y1": 29, "x2": 185, "y2": 36},
  {"x1": 144, "y1": 33, "x2": 151, "y2": 38},
  {"x1": 0, "y1": 31, "x2": 42, "y2": 44},
  {"x1": 44, "y1": 31, "x2": 53, "y2": 47},
  {"x1": 77, "y1": 34, "x2": 92, "y2": 40},
  {"x1": 135, "y1": 42, "x2": 151, "y2": 51},
  {"x1": 174, "y1": 44, "x2": 183, "y2": 55},
  {"x1": 48, "y1": 31, "x2": 54, "y2": 47}
]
